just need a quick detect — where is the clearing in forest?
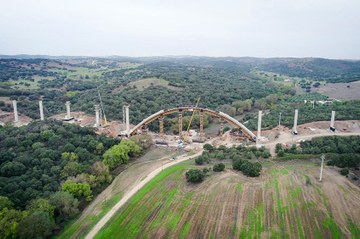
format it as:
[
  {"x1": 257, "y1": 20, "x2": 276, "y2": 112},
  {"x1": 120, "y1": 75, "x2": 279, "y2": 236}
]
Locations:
[{"x1": 128, "y1": 78, "x2": 182, "y2": 91}]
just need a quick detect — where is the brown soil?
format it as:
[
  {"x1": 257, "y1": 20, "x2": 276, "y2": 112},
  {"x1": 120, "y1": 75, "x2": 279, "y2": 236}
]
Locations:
[{"x1": 313, "y1": 81, "x2": 360, "y2": 100}]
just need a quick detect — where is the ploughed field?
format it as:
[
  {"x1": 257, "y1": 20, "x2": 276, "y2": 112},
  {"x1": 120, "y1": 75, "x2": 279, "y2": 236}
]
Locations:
[{"x1": 96, "y1": 160, "x2": 360, "y2": 239}]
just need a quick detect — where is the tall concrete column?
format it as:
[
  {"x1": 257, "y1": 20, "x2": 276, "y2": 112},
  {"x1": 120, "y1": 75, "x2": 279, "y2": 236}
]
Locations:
[
  {"x1": 159, "y1": 116, "x2": 164, "y2": 138},
  {"x1": 199, "y1": 111, "x2": 204, "y2": 138},
  {"x1": 178, "y1": 111, "x2": 183, "y2": 136},
  {"x1": 39, "y1": 100, "x2": 44, "y2": 121},
  {"x1": 220, "y1": 120, "x2": 224, "y2": 136},
  {"x1": 330, "y1": 111, "x2": 336, "y2": 131},
  {"x1": 293, "y1": 109, "x2": 298, "y2": 135},
  {"x1": 94, "y1": 105, "x2": 100, "y2": 127},
  {"x1": 257, "y1": 110, "x2": 262, "y2": 140},
  {"x1": 65, "y1": 101, "x2": 71, "y2": 119},
  {"x1": 124, "y1": 105, "x2": 130, "y2": 132},
  {"x1": 12, "y1": 100, "x2": 19, "y2": 122}
]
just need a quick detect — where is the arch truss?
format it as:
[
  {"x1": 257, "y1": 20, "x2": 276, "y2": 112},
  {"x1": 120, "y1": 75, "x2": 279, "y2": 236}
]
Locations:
[{"x1": 126, "y1": 107, "x2": 256, "y2": 141}]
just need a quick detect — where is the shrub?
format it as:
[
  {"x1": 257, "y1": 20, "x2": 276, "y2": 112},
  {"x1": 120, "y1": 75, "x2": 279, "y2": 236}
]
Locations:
[
  {"x1": 213, "y1": 163, "x2": 225, "y2": 172},
  {"x1": 203, "y1": 144, "x2": 214, "y2": 151},
  {"x1": 277, "y1": 150, "x2": 285, "y2": 157},
  {"x1": 340, "y1": 168, "x2": 349, "y2": 176},
  {"x1": 195, "y1": 156, "x2": 205, "y2": 165},
  {"x1": 185, "y1": 169, "x2": 205, "y2": 183}
]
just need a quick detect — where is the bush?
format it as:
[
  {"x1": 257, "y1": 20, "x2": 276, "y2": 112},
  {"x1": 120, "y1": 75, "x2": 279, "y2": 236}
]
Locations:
[
  {"x1": 195, "y1": 156, "x2": 205, "y2": 165},
  {"x1": 232, "y1": 159, "x2": 262, "y2": 177},
  {"x1": 340, "y1": 168, "x2": 349, "y2": 176},
  {"x1": 185, "y1": 169, "x2": 205, "y2": 183},
  {"x1": 213, "y1": 163, "x2": 225, "y2": 172},
  {"x1": 203, "y1": 144, "x2": 214, "y2": 151},
  {"x1": 202, "y1": 168, "x2": 210, "y2": 174},
  {"x1": 277, "y1": 150, "x2": 285, "y2": 157}
]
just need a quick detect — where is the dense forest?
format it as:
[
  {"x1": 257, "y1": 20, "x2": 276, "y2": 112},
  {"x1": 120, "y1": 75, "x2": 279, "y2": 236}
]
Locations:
[
  {"x1": 0, "y1": 121, "x2": 144, "y2": 238},
  {"x1": 1, "y1": 57, "x2": 360, "y2": 128}
]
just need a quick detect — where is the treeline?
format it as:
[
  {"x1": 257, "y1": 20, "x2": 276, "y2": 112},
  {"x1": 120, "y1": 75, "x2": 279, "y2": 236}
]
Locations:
[
  {"x1": 194, "y1": 144, "x2": 268, "y2": 177},
  {"x1": 0, "y1": 120, "x2": 145, "y2": 238},
  {"x1": 276, "y1": 136, "x2": 360, "y2": 174}
]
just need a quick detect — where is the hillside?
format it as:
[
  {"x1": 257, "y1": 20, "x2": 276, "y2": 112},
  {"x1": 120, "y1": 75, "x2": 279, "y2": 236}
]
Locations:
[{"x1": 96, "y1": 159, "x2": 360, "y2": 238}]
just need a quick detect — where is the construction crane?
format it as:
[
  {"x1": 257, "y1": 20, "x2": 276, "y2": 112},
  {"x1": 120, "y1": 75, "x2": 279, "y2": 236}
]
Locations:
[
  {"x1": 183, "y1": 97, "x2": 201, "y2": 143},
  {"x1": 97, "y1": 87, "x2": 108, "y2": 126}
]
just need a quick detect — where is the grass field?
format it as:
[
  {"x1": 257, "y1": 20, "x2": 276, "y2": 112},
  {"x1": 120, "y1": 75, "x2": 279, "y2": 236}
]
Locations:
[
  {"x1": 95, "y1": 160, "x2": 360, "y2": 239},
  {"x1": 128, "y1": 77, "x2": 182, "y2": 91}
]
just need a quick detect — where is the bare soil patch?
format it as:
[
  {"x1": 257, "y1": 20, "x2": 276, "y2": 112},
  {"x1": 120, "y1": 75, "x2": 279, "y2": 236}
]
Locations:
[{"x1": 313, "y1": 80, "x2": 360, "y2": 100}]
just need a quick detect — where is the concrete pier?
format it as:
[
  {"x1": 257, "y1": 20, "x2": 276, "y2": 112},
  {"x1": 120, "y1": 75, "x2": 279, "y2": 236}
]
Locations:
[
  {"x1": 94, "y1": 105, "x2": 100, "y2": 127},
  {"x1": 64, "y1": 101, "x2": 74, "y2": 121},
  {"x1": 330, "y1": 111, "x2": 336, "y2": 131},
  {"x1": 12, "y1": 100, "x2": 19, "y2": 122},
  {"x1": 39, "y1": 100, "x2": 44, "y2": 121},
  {"x1": 124, "y1": 105, "x2": 130, "y2": 133},
  {"x1": 293, "y1": 109, "x2": 298, "y2": 135},
  {"x1": 257, "y1": 110, "x2": 262, "y2": 139}
]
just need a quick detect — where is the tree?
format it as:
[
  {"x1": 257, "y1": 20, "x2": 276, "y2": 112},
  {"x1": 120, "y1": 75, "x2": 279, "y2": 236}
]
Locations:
[
  {"x1": 27, "y1": 198, "x2": 55, "y2": 218},
  {"x1": 195, "y1": 156, "x2": 205, "y2": 165},
  {"x1": 0, "y1": 196, "x2": 13, "y2": 211},
  {"x1": 61, "y1": 152, "x2": 79, "y2": 162},
  {"x1": 90, "y1": 161, "x2": 112, "y2": 185},
  {"x1": 340, "y1": 168, "x2": 349, "y2": 176},
  {"x1": 49, "y1": 191, "x2": 79, "y2": 222},
  {"x1": 119, "y1": 140, "x2": 141, "y2": 156},
  {"x1": 95, "y1": 143, "x2": 104, "y2": 155},
  {"x1": 102, "y1": 140, "x2": 141, "y2": 169},
  {"x1": 275, "y1": 143, "x2": 282, "y2": 153},
  {"x1": 203, "y1": 143, "x2": 214, "y2": 151},
  {"x1": 61, "y1": 161, "x2": 81, "y2": 178},
  {"x1": 213, "y1": 163, "x2": 225, "y2": 172},
  {"x1": 61, "y1": 180, "x2": 92, "y2": 201},
  {"x1": 185, "y1": 169, "x2": 205, "y2": 183},
  {"x1": 0, "y1": 208, "x2": 26, "y2": 239},
  {"x1": 18, "y1": 211, "x2": 54, "y2": 239}
]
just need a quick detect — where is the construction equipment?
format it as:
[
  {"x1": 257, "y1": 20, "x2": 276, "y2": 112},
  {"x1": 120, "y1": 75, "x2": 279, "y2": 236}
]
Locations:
[
  {"x1": 183, "y1": 97, "x2": 201, "y2": 143},
  {"x1": 97, "y1": 87, "x2": 108, "y2": 126}
]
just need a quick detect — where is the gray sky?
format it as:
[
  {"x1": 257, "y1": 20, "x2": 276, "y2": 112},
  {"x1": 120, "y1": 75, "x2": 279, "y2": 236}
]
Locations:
[{"x1": 1, "y1": 0, "x2": 359, "y2": 59}]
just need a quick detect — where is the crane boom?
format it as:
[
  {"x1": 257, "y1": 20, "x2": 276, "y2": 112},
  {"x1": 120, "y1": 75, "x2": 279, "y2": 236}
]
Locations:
[{"x1": 184, "y1": 97, "x2": 201, "y2": 142}]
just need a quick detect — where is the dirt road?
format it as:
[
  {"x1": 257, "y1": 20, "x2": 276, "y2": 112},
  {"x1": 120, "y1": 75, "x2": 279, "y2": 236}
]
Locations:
[
  {"x1": 264, "y1": 131, "x2": 360, "y2": 155},
  {"x1": 85, "y1": 150, "x2": 203, "y2": 239}
]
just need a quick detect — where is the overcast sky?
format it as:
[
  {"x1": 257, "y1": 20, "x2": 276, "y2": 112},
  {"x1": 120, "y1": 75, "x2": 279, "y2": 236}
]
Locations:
[{"x1": 1, "y1": 0, "x2": 359, "y2": 59}]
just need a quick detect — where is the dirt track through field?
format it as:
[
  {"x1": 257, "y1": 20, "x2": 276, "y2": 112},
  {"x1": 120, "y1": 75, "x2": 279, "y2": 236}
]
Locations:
[
  {"x1": 84, "y1": 150, "x2": 203, "y2": 239},
  {"x1": 96, "y1": 160, "x2": 360, "y2": 238}
]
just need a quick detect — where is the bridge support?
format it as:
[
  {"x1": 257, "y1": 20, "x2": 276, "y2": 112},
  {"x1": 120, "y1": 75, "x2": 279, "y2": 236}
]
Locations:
[
  {"x1": 292, "y1": 109, "x2": 298, "y2": 135},
  {"x1": 64, "y1": 101, "x2": 73, "y2": 120},
  {"x1": 12, "y1": 100, "x2": 19, "y2": 122},
  {"x1": 330, "y1": 111, "x2": 336, "y2": 131},
  {"x1": 178, "y1": 111, "x2": 183, "y2": 136},
  {"x1": 159, "y1": 116, "x2": 164, "y2": 138},
  {"x1": 199, "y1": 111, "x2": 204, "y2": 138},
  {"x1": 124, "y1": 105, "x2": 130, "y2": 133},
  {"x1": 257, "y1": 110, "x2": 262, "y2": 146},
  {"x1": 220, "y1": 120, "x2": 224, "y2": 136},
  {"x1": 39, "y1": 100, "x2": 44, "y2": 121},
  {"x1": 94, "y1": 105, "x2": 100, "y2": 127}
]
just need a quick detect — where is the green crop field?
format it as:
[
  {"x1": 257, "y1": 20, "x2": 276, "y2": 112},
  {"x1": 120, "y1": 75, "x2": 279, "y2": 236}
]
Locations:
[{"x1": 95, "y1": 160, "x2": 360, "y2": 239}]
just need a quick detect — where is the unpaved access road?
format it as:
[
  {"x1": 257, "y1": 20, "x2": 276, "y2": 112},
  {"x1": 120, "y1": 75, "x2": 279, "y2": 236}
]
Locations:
[
  {"x1": 85, "y1": 150, "x2": 203, "y2": 239},
  {"x1": 264, "y1": 131, "x2": 360, "y2": 155}
]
